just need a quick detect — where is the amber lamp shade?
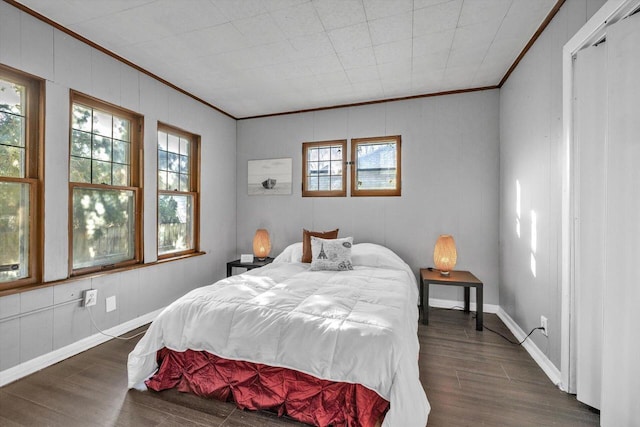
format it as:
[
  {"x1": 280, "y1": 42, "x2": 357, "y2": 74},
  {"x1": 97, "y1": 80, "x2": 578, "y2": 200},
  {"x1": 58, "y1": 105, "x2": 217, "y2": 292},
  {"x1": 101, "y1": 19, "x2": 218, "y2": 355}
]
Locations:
[
  {"x1": 433, "y1": 234, "x2": 457, "y2": 275},
  {"x1": 253, "y1": 229, "x2": 271, "y2": 260}
]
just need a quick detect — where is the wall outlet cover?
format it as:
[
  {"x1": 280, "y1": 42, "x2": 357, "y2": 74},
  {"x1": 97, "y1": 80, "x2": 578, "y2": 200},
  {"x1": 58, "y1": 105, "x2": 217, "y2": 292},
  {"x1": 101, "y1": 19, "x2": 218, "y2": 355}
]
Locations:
[
  {"x1": 84, "y1": 289, "x2": 97, "y2": 307},
  {"x1": 106, "y1": 296, "x2": 117, "y2": 313}
]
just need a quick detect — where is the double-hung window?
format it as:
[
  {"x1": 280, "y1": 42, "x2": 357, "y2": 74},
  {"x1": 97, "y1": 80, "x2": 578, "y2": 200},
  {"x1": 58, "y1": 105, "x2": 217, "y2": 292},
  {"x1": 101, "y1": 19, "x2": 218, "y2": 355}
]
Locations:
[
  {"x1": 0, "y1": 66, "x2": 42, "y2": 291},
  {"x1": 69, "y1": 92, "x2": 143, "y2": 275},
  {"x1": 302, "y1": 140, "x2": 347, "y2": 197},
  {"x1": 157, "y1": 124, "x2": 199, "y2": 258}
]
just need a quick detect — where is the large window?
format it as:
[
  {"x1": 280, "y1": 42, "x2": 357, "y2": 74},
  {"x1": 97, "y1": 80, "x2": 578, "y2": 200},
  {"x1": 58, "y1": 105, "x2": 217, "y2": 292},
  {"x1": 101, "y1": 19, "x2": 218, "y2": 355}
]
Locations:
[
  {"x1": 302, "y1": 140, "x2": 347, "y2": 197},
  {"x1": 157, "y1": 124, "x2": 199, "y2": 258},
  {"x1": 69, "y1": 92, "x2": 142, "y2": 275},
  {"x1": 0, "y1": 66, "x2": 42, "y2": 292},
  {"x1": 351, "y1": 135, "x2": 401, "y2": 197}
]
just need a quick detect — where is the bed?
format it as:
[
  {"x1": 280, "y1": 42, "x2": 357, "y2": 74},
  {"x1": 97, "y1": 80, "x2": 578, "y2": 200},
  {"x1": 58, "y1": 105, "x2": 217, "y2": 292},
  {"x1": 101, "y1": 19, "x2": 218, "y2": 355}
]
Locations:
[{"x1": 128, "y1": 242, "x2": 430, "y2": 426}]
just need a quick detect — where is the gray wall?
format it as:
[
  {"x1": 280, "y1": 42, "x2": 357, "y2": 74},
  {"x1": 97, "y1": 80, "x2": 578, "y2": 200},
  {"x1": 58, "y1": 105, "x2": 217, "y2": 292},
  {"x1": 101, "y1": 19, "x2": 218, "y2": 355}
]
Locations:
[
  {"x1": 499, "y1": 0, "x2": 605, "y2": 369},
  {"x1": 0, "y1": 2, "x2": 237, "y2": 372},
  {"x1": 237, "y1": 90, "x2": 500, "y2": 305}
]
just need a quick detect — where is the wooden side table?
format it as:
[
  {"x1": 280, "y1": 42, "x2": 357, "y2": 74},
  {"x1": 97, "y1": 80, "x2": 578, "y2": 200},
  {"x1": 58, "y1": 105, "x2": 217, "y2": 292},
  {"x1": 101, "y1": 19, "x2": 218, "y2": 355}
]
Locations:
[
  {"x1": 420, "y1": 269, "x2": 484, "y2": 331},
  {"x1": 226, "y1": 257, "x2": 274, "y2": 277}
]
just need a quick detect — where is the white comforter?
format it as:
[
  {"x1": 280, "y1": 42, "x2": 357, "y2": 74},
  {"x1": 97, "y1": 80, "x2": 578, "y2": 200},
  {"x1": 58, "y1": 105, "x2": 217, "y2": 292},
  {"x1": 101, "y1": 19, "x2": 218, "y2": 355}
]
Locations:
[{"x1": 128, "y1": 243, "x2": 430, "y2": 426}]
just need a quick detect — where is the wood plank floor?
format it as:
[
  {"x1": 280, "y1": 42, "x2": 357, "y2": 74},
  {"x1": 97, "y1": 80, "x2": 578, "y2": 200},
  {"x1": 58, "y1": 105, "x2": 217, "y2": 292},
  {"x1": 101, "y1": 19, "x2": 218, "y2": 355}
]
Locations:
[{"x1": 0, "y1": 309, "x2": 599, "y2": 426}]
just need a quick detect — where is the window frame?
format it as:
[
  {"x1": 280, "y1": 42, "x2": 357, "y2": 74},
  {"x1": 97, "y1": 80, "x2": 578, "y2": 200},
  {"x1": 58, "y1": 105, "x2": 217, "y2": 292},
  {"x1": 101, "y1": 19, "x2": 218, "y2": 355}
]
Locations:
[
  {"x1": 68, "y1": 91, "x2": 144, "y2": 277},
  {"x1": 350, "y1": 135, "x2": 401, "y2": 197},
  {"x1": 302, "y1": 139, "x2": 347, "y2": 197},
  {"x1": 0, "y1": 65, "x2": 44, "y2": 292},
  {"x1": 156, "y1": 122, "x2": 200, "y2": 260}
]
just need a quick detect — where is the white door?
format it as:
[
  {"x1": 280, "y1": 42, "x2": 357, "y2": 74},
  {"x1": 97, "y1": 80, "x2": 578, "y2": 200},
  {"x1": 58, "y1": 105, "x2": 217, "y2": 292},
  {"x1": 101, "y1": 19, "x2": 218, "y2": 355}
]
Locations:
[
  {"x1": 601, "y1": 11, "x2": 640, "y2": 426},
  {"x1": 574, "y1": 40, "x2": 607, "y2": 411}
]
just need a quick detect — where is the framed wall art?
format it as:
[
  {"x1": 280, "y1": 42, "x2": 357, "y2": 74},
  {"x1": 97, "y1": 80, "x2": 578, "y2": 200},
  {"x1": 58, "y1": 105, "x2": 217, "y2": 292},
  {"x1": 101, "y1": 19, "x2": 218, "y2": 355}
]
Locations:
[{"x1": 247, "y1": 157, "x2": 292, "y2": 195}]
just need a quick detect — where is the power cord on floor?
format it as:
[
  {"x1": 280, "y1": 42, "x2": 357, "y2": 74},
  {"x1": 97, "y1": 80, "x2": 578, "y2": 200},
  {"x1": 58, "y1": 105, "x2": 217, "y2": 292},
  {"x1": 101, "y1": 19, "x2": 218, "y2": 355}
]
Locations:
[
  {"x1": 87, "y1": 307, "x2": 148, "y2": 341},
  {"x1": 483, "y1": 323, "x2": 544, "y2": 345},
  {"x1": 432, "y1": 306, "x2": 545, "y2": 345},
  {"x1": 471, "y1": 311, "x2": 544, "y2": 345}
]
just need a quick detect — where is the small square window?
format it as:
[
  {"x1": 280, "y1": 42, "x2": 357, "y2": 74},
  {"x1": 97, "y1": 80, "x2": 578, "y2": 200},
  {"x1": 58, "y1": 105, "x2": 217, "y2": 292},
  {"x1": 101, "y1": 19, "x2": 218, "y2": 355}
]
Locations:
[
  {"x1": 302, "y1": 140, "x2": 347, "y2": 197},
  {"x1": 351, "y1": 135, "x2": 401, "y2": 197}
]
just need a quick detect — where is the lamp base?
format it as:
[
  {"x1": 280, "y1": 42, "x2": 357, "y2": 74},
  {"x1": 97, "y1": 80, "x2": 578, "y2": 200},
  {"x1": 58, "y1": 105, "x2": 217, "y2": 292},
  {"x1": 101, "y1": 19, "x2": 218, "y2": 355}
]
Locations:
[
  {"x1": 439, "y1": 270, "x2": 450, "y2": 276},
  {"x1": 256, "y1": 257, "x2": 266, "y2": 261}
]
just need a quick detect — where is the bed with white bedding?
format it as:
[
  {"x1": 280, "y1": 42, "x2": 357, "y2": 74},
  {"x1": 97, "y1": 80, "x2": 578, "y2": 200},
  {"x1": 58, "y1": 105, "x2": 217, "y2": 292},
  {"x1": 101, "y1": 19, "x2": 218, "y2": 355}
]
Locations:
[{"x1": 127, "y1": 242, "x2": 430, "y2": 426}]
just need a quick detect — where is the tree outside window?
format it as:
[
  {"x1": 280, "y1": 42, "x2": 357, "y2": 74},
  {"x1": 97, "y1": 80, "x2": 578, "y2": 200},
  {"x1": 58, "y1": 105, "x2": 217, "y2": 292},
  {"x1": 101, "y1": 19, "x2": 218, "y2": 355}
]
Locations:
[
  {"x1": 69, "y1": 92, "x2": 142, "y2": 275},
  {"x1": 157, "y1": 124, "x2": 199, "y2": 258},
  {"x1": 0, "y1": 66, "x2": 42, "y2": 292}
]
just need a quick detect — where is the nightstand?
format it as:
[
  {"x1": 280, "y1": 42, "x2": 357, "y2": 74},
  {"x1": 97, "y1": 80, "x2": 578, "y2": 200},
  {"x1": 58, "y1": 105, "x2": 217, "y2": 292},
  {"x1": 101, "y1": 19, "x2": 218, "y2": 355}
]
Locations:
[
  {"x1": 420, "y1": 269, "x2": 483, "y2": 331},
  {"x1": 226, "y1": 257, "x2": 274, "y2": 277}
]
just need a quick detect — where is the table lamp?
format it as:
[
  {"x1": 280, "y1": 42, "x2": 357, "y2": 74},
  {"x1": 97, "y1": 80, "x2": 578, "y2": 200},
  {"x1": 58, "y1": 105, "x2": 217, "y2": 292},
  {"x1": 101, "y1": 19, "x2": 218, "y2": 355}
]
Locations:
[
  {"x1": 434, "y1": 234, "x2": 457, "y2": 275},
  {"x1": 253, "y1": 229, "x2": 271, "y2": 260}
]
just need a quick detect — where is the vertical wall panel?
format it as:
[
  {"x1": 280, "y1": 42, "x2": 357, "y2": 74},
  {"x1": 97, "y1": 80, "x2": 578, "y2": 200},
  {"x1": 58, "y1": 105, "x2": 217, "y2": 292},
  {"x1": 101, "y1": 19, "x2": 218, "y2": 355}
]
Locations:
[
  {"x1": 312, "y1": 108, "x2": 349, "y2": 141},
  {"x1": 52, "y1": 280, "x2": 88, "y2": 305},
  {"x1": 0, "y1": 294, "x2": 20, "y2": 370},
  {"x1": 0, "y1": 319, "x2": 20, "y2": 370},
  {"x1": 52, "y1": 303, "x2": 91, "y2": 350},
  {"x1": 19, "y1": 11, "x2": 54, "y2": 80},
  {"x1": 120, "y1": 64, "x2": 140, "y2": 112},
  {"x1": 20, "y1": 288, "x2": 53, "y2": 313},
  {"x1": 20, "y1": 311, "x2": 53, "y2": 362},
  {"x1": 43, "y1": 81, "x2": 70, "y2": 282},
  {"x1": 0, "y1": 294, "x2": 20, "y2": 317},
  {"x1": 51, "y1": 279, "x2": 91, "y2": 350},
  {"x1": 90, "y1": 50, "x2": 122, "y2": 105},
  {"x1": 143, "y1": 115, "x2": 159, "y2": 264},
  {"x1": 115, "y1": 269, "x2": 140, "y2": 324},
  {"x1": 0, "y1": 2, "x2": 21, "y2": 67},
  {"x1": 53, "y1": 32, "x2": 93, "y2": 93}
]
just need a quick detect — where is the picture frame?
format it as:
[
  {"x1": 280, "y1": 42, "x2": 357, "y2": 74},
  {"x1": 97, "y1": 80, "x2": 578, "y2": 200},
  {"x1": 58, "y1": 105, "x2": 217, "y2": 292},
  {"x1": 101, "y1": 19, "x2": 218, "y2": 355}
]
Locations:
[{"x1": 248, "y1": 157, "x2": 292, "y2": 195}]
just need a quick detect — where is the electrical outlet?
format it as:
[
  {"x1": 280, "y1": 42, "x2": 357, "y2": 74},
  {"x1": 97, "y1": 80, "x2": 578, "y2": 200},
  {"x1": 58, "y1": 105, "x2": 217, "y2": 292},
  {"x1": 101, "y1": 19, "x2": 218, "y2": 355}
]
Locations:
[
  {"x1": 106, "y1": 296, "x2": 117, "y2": 313},
  {"x1": 540, "y1": 315, "x2": 548, "y2": 336},
  {"x1": 83, "y1": 289, "x2": 97, "y2": 307}
]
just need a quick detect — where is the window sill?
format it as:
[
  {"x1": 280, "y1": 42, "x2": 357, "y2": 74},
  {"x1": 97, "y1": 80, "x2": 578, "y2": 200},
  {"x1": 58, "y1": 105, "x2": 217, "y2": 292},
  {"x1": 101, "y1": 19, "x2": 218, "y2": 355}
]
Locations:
[{"x1": 0, "y1": 251, "x2": 207, "y2": 298}]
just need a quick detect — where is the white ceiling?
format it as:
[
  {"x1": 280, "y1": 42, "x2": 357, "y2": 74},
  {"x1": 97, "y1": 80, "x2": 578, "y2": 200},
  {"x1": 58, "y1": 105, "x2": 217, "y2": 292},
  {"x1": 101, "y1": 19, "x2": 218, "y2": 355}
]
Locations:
[{"x1": 16, "y1": 0, "x2": 557, "y2": 118}]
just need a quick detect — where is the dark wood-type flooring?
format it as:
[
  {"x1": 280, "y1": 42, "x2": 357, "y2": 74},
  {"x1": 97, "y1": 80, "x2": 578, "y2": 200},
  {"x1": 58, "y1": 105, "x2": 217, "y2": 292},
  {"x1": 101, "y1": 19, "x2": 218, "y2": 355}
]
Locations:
[{"x1": 0, "y1": 309, "x2": 599, "y2": 426}]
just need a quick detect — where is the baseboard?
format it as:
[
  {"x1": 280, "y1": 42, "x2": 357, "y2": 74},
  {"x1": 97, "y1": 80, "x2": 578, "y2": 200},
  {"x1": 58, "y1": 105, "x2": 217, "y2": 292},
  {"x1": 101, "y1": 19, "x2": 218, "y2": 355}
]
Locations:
[
  {"x1": 0, "y1": 302, "x2": 562, "y2": 392},
  {"x1": 496, "y1": 308, "x2": 562, "y2": 387},
  {"x1": 428, "y1": 297, "x2": 500, "y2": 313},
  {"x1": 0, "y1": 308, "x2": 164, "y2": 387}
]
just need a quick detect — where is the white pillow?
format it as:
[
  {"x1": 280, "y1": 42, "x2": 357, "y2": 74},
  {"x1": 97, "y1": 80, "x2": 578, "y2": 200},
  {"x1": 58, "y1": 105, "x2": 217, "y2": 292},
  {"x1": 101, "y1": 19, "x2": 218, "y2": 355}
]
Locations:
[
  {"x1": 273, "y1": 242, "x2": 303, "y2": 263},
  {"x1": 310, "y1": 236, "x2": 354, "y2": 271}
]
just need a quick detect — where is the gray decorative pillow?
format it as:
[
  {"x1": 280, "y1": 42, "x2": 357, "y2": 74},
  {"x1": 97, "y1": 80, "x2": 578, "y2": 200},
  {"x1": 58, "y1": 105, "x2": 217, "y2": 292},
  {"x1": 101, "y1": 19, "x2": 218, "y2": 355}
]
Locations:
[{"x1": 310, "y1": 236, "x2": 354, "y2": 271}]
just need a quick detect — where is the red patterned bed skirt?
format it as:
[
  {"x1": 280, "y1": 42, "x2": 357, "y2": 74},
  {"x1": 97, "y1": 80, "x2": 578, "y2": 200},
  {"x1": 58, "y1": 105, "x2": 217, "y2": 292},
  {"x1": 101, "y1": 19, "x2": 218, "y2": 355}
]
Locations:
[{"x1": 146, "y1": 348, "x2": 389, "y2": 427}]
